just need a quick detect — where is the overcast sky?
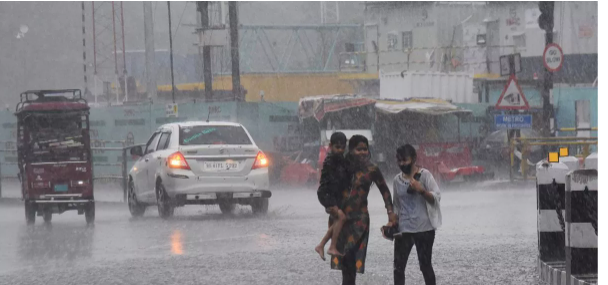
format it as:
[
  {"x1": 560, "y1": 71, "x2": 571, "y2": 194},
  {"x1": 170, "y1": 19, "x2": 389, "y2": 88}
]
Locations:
[{"x1": 0, "y1": 2, "x2": 364, "y2": 106}]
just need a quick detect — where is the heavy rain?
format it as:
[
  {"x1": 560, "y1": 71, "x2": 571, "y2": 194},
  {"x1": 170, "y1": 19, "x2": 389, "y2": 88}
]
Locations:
[{"x1": 0, "y1": 1, "x2": 599, "y2": 285}]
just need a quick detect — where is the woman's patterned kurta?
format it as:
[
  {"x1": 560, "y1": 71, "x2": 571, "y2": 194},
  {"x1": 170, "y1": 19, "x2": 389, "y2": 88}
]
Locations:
[{"x1": 331, "y1": 161, "x2": 394, "y2": 274}]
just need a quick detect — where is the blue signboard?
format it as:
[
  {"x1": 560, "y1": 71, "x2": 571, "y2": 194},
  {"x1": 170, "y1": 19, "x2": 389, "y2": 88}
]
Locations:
[{"x1": 494, "y1": 114, "x2": 533, "y2": 129}]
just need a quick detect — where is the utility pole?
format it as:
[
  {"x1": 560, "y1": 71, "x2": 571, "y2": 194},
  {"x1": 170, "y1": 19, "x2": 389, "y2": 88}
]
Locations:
[
  {"x1": 143, "y1": 2, "x2": 157, "y2": 101},
  {"x1": 120, "y1": 2, "x2": 128, "y2": 102},
  {"x1": 81, "y1": 2, "x2": 88, "y2": 97},
  {"x1": 168, "y1": 1, "x2": 176, "y2": 103},
  {"x1": 112, "y1": 2, "x2": 119, "y2": 104},
  {"x1": 197, "y1": 2, "x2": 213, "y2": 101},
  {"x1": 229, "y1": 1, "x2": 241, "y2": 101},
  {"x1": 539, "y1": 1, "x2": 555, "y2": 137}
]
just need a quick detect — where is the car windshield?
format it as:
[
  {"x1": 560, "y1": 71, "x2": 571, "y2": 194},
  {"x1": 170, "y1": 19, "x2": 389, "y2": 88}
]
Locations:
[{"x1": 179, "y1": 125, "x2": 252, "y2": 145}]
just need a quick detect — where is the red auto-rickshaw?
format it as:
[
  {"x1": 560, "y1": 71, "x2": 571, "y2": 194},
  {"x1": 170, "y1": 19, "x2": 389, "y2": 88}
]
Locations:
[
  {"x1": 296, "y1": 95, "x2": 377, "y2": 184},
  {"x1": 15, "y1": 90, "x2": 94, "y2": 224}
]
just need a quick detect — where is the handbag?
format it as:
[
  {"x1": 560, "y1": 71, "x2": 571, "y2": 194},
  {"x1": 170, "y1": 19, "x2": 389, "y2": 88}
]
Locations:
[{"x1": 381, "y1": 224, "x2": 399, "y2": 241}]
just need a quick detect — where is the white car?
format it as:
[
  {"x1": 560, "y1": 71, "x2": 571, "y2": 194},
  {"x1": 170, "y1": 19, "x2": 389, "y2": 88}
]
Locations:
[{"x1": 127, "y1": 121, "x2": 271, "y2": 218}]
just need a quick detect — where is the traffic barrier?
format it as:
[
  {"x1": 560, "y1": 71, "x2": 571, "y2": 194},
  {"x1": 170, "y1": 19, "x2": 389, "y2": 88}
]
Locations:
[
  {"x1": 540, "y1": 260, "x2": 597, "y2": 285},
  {"x1": 559, "y1": 156, "x2": 580, "y2": 172},
  {"x1": 536, "y1": 161, "x2": 569, "y2": 263},
  {"x1": 583, "y1": 153, "x2": 597, "y2": 170},
  {"x1": 565, "y1": 169, "x2": 597, "y2": 284},
  {"x1": 537, "y1": 165, "x2": 598, "y2": 284}
]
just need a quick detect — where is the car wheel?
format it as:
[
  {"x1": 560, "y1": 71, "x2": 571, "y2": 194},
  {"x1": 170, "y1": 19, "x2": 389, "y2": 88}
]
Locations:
[
  {"x1": 43, "y1": 209, "x2": 52, "y2": 223},
  {"x1": 85, "y1": 202, "x2": 95, "y2": 224},
  {"x1": 156, "y1": 182, "x2": 174, "y2": 219},
  {"x1": 25, "y1": 201, "x2": 36, "y2": 225},
  {"x1": 251, "y1": 198, "x2": 269, "y2": 215},
  {"x1": 128, "y1": 180, "x2": 146, "y2": 217},
  {"x1": 219, "y1": 202, "x2": 235, "y2": 214}
]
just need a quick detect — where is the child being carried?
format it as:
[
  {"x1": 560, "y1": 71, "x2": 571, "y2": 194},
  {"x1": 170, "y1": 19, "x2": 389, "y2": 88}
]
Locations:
[{"x1": 314, "y1": 132, "x2": 350, "y2": 260}]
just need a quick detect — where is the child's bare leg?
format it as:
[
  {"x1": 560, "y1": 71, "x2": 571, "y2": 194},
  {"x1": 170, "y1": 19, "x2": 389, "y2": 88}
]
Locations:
[
  {"x1": 315, "y1": 226, "x2": 333, "y2": 261},
  {"x1": 327, "y1": 210, "x2": 346, "y2": 256},
  {"x1": 320, "y1": 224, "x2": 333, "y2": 247}
]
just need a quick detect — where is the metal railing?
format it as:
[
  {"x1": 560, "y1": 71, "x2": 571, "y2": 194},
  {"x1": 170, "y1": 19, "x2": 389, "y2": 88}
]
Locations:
[
  {"x1": 558, "y1": 127, "x2": 598, "y2": 132},
  {"x1": 509, "y1": 137, "x2": 598, "y2": 181},
  {"x1": 0, "y1": 145, "x2": 17, "y2": 198},
  {"x1": 91, "y1": 142, "x2": 144, "y2": 202}
]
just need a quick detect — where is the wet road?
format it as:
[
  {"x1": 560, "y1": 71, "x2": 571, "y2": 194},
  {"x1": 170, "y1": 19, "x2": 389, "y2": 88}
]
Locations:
[{"x1": 0, "y1": 181, "x2": 539, "y2": 285}]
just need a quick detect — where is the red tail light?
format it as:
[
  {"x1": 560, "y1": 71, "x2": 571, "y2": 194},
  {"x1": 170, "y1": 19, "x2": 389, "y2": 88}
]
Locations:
[
  {"x1": 252, "y1": 151, "x2": 269, "y2": 169},
  {"x1": 167, "y1": 152, "x2": 191, "y2": 170}
]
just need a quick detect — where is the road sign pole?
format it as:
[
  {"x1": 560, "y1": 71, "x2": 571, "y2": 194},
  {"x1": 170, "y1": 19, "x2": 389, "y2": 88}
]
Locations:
[
  {"x1": 496, "y1": 53, "x2": 530, "y2": 178},
  {"x1": 505, "y1": 54, "x2": 521, "y2": 158},
  {"x1": 508, "y1": 55, "x2": 521, "y2": 138},
  {"x1": 539, "y1": 1, "x2": 555, "y2": 139}
]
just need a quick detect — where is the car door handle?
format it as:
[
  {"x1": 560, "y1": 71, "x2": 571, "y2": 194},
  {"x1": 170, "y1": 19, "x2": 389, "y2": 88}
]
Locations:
[{"x1": 156, "y1": 156, "x2": 162, "y2": 160}]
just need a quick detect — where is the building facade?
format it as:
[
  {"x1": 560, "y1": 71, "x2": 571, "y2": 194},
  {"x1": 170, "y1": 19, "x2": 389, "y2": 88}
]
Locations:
[{"x1": 363, "y1": 1, "x2": 597, "y2": 83}]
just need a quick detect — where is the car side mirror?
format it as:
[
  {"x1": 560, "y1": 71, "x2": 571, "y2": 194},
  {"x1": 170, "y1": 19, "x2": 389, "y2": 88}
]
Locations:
[{"x1": 130, "y1": 146, "x2": 143, "y2": 157}]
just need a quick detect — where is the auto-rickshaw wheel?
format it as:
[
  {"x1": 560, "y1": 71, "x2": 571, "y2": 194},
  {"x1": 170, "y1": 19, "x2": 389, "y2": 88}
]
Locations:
[
  {"x1": 85, "y1": 202, "x2": 95, "y2": 224},
  {"x1": 219, "y1": 202, "x2": 235, "y2": 214},
  {"x1": 43, "y1": 210, "x2": 52, "y2": 223},
  {"x1": 24, "y1": 201, "x2": 36, "y2": 225}
]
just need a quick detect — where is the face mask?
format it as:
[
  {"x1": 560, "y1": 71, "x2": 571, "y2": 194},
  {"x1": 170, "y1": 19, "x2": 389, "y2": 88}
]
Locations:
[{"x1": 399, "y1": 164, "x2": 412, "y2": 174}]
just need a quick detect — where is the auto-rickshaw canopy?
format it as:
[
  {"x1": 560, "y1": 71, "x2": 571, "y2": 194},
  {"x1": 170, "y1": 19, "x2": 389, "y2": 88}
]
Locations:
[
  {"x1": 298, "y1": 94, "x2": 376, "y2": 122},
  {"x1": 15, "y1": 89, "x2": 89, "y2": 116},
  {"x1": 375, "y1": 98, "x2": 472, "y2": 117},
  {"x1": 298, "y1": 95, "x2": 472, "y2": 121}
]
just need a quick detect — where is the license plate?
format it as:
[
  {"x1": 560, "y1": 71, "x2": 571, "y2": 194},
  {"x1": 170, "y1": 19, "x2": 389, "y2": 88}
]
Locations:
[
  {"x1": 203, "y1": 161, "x2": 239, "y2": 171},
  {"x1": 186, "y1": 193, "x2": 216, "y2": 200},
  {"x1": 54, "y1": 184, "x2": 68, "y2": 192}
]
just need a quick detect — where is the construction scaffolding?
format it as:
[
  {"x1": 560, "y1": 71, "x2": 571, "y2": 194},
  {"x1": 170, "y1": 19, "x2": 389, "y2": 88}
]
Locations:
[
  {"x1": 199, "y1": 24, "x2": 364, "y2": 75},
  {"x1": 91, "y1": 1, "x2": 127, "y2": 104},
  {"x1": 320, "y1": 2, "x2": 339, "y2": 24}
]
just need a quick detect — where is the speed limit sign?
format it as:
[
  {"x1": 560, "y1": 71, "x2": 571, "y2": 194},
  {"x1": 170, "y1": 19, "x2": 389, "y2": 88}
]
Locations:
[{"x1": 543, "y1": 43, "x2": 564, "y2": 72}]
